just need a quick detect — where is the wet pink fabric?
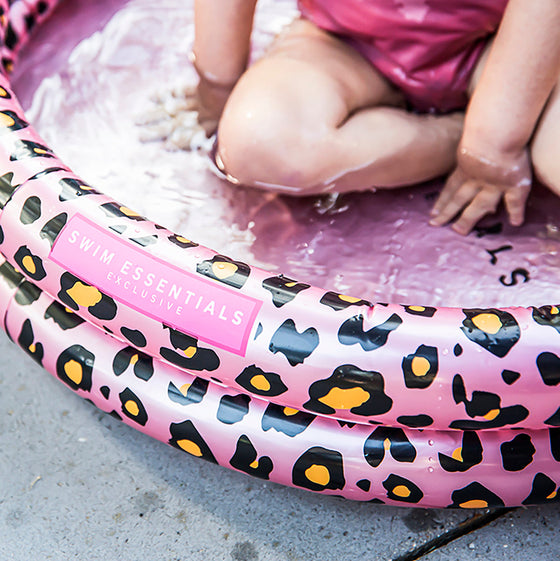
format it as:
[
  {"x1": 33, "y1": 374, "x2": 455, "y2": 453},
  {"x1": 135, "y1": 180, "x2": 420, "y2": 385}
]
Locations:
[{"x1": 297, "y1": 0, "x2": 509, "y2": 112}]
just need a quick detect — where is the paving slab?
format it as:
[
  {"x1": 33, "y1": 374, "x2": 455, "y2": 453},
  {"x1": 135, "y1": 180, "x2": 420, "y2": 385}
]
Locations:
[{"x1": 1, "y1": 332, "x2": 558, "y2": 561}]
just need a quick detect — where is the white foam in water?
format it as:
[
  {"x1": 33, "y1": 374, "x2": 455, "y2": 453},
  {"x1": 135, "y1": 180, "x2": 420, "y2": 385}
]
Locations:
[{"x1": 12, "y1": 0, "x2": 560, "y2": 308}]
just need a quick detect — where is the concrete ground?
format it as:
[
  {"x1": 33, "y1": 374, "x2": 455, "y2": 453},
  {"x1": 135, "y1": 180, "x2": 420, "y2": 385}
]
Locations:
[{"x1": 1, "y1": 331, "x2": 559, "y2": 560}]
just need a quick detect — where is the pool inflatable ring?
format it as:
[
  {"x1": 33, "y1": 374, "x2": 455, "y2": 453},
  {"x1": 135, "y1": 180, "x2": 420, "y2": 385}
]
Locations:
[{"x1": 1, "y1": 0, "x2": 560, "y2": 507}]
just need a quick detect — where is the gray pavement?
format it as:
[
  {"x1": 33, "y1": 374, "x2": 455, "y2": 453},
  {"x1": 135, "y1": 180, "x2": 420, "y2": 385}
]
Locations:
[{"x1": 1, "y1": 332, "x2": 559, "y2": 561}]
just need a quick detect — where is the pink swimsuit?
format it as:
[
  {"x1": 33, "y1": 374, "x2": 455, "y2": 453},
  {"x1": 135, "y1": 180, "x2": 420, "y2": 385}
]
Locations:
[{"x1": 297, "y1": 0, "x2": 509, "y2": 112}]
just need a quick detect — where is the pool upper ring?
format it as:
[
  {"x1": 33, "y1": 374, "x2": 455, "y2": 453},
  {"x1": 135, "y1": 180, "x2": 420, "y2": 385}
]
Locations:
[{"x1": 1, "y1": 0, "x2": 560, "y2": 508}]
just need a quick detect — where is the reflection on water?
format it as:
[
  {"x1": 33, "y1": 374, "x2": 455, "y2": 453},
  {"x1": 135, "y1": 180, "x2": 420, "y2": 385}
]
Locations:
[{"x1": 11, "y1": 0, "x2": 560, "y2": 308}]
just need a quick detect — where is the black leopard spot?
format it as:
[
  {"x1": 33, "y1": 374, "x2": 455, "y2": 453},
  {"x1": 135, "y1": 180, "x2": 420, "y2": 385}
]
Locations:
[
  {"x1": 17, "y1": 319, "x2": 43, "y2": 365},
  {"x1": 261, "y1": 403, "x2": 315, "y2": 437},
  {"x1": 460, "y1": 308, "x2": 520, "y2": 357},
  {"x1": 522, "y1": 473, "x2": 560, "y2": 505},
  {"x1": 130, "y1": 234, "x2": 158, "y2": 247},
  {"x1": 120, "y1": 326, "x2": 147, "y2": 348},
  {"x1": 453, "y1": 344, "x2": 463, "y2": 356},
  {"x1": 402, "y1": 344, "x2": 438, "y2": 389},
  {"x1": 551, "y1": 428, "x2": 560, "y2": 461},
  {"x1": 109, "y1": 224, "x2": 127, "y2": 235},
  {"x1": 357, "y1": 479, "x2": 371, "y2": 492},
  {"x1": 319, "y1": 291, "x2": 372, "y2": 311},
  {"x1": 450, "y1": 374, "x2": 529, "y2": 429},
  {"x1": 0, "y1": 260, "x2": 23, "y2": 289},
  {"x1": 119, "y1": 388, "x2": 148, "y2": 426},
  {"x1": 14, "y1": 246, "x2": 46, "y2": 281},
  {"x1": 545, "y1": 407, "x2": 560, "y2": 427},
  {"x1": 303, "y1": 364, "x2": 392, "y2": 416},
  {"x1": 10, "y1": 139, "x2": 55, "y2": 161},
  {"x1": 39, "y1": 212, "x2": 67, "y2": 247},
  {"x1": 235, "y1": 365, "x2": 288, "y2": 397},
  {"x1": 4, "y1": 23, "x2": 16, "y2": 50},
  {"x1": 229, "y1": 435, "x2": 273, "y2": 480},
  {"x1": 58, "y1": 178, "x2": 99, "y2": 201},
  {"x1": 160, "y1": 327, "x2": 220, "y2": 372},
  {"x1": 439, "y1": 432, "x2": 483, "y2": 472},
  {"x1": 168, "y1": 234, "x2": 198, "y2": 248},
  {"x1": 217, "y1": 394, "x2": 251, "y2": 425},
  {"x1": 196, "y1": 255, "x2": 250, "y2": 289},
  {"x1": 500, "y1": 434, "x2": 535, "y2": 471},
  {"x1": 58, "y1": 272, "x2": 117, "y2": 320},
  {"x1": 292, "y1": 447, "x2": 345, "y2": 492},
  {"x1": 112, "y1": 347, "x2": 154, "y2": 381},
  {"x1": 501, "y1": 369, "x2": 520, "y2": 385},
  {"x1": 403, "y1": 305, "x2": 437, "y2": 318},
  {"x1": 0, "y1": 224, "x2": 3, "y2": 244},
  {"x1": 269, "y1": 319, "x2": 319, "y2": 366},
  {"x1": 338, "y1": 313, "x2": 402, "y2": 351},
  {"x1": 44, "y1": 301, "x2": 85, "y2": 330},
  {"x1": 0, "y1": 110, "x2": 28, "y2": 134},
  {"x1": 396, "y1": 414, "x2": 434, "y2": 428},
  {"x1": 14, "y1": 281, "x2": 41, "y2": 306},
  {"x1": 537, "y1": 352, "x2": 560, "y2": 386},
  {"x1": 449, "y1": 482, "x2": 505, "y2": 509},
  {"x1": 19, "y1": 196, "x2": 41, "y2": 224},
  {"x1": 167, "y1": 378, "x2": 209, "y2": 406},
  {"x1": 0, "y1": 172, "x2": 17, "y2": 208},
  {"x1": 262, "y1": 275, "x2": 310, "y2": 308},
  {"x1": 532, "y1": 305, "x2": 560, "y2": 334},
  {"x1": 100, "y1": 386, "x2": 110, "y2": 399},
  {"x1": 364, "y1": 427, "x2": 416, "y2": 468},
  {"x1": 169, "y1": 420, "x2": 217, "y2": 463},
  {"x1": 0, "y1": 85, "x2": 12, "y2": 99},
  {"x1": 100, "y1": 202, "x2": 146, "y2": 221},
  {"x1": 55, "y1": 344, "x2": 94, "y2": 392},
  {"x1": 382, "y1": 474, "x2": 423, "y2": 504}
]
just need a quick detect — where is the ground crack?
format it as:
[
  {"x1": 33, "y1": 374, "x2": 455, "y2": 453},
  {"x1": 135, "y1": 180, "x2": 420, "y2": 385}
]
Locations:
[{"x1": 391, "y1": 507, "x2": 517, "y2": 561}]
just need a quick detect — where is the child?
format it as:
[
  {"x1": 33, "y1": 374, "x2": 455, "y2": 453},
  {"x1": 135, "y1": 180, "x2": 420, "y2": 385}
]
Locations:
[{"x1": 191, "y1": 0, "x2": 560, "y2": 234}]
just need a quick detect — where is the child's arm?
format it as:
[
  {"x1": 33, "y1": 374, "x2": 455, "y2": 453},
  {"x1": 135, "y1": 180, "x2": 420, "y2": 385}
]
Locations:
[
  {"x1": 430, "y1": 0, "x2": 560, "y2": 235},
  {"x1": 192, "y1": 0, "x2": 258, "y2": 135}
]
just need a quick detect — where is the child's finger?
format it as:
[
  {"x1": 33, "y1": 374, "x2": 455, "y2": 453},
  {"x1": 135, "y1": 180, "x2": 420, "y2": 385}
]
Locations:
[
  {"x1": 504, "y1": 184, "x2": 531, "y2": 227},
  {"x1": 450, "y1": 189, "x2": 501, "y2": 235},
  {"x1": 429, "y1": 180, "x2": 480, "y2": 226},
  {"x1": 431, "y1": 170, "x2": 463, "y2": 217}
]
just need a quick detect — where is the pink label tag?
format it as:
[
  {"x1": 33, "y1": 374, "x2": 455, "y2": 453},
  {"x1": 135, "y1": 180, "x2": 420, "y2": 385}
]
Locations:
[{"x1": 50, "y1": 214, "x2": 262, "y2": 356}]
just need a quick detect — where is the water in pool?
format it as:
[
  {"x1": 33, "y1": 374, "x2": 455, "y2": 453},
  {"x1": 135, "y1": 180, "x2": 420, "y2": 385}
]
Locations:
[{"x1": 11, "y1": 0, "x2": 560, "y2": 309}]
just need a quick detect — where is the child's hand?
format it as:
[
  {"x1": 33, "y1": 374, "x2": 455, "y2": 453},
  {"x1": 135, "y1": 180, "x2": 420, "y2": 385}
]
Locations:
[
  {"x1": 195, "y1": 76, "x2": 235, "y2": 137},
  {"x1": 429, "y1": 146, "x2": 532, "y2": 235}
]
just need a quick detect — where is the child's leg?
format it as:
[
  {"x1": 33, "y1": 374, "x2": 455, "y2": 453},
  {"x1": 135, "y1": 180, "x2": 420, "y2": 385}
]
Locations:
[
  {"x1": 529, "y1": 84, "x2": 560, "y2": 195},
  {"x1": 217, "y1": 19, "x2": 463, "y2": 195}
]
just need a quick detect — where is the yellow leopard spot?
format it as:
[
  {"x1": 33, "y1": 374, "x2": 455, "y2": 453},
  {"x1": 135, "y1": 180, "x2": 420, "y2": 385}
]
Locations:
[
  {"x1": 472, "y1": 313, "x2": 502, "y2": 335},
  {"x1": 393, "y1": 485, "x2": 411, "y2": 498},
  {"x1": 179, "y1": 383, "x2": 191, "y2": 396},
  {"x1": 411, "y1": 356, "x2": 431, "y2": 377},
  {"x1": 318, "y1": 387, "x2": 370, "y2": 410},
  {"x1": 120, "y1": 206, "x2": 140, "y2": 217},
  {"x1": 175, "y1": 236, "x2": 191, "y2": 244},
  {"x1": 0, "y1": 112, "x2": 15, "y2": 128},
  {"x1": 547, "y1": 490, "x2": 557, "y2": 500},
  {"x1": 460, "y1": 499, "x2": 488, "y2": 509},
  {"x1": 212, "y1": 261, "x2": 238, "y2": 280},
  {"x1": 177, "y1": 439, "x2": 203, "y2": 457},
  {"x1": 250, "y1": 375, "x2": 271, "y2": 392},
  {"x1": 452, "y1": 447, "x2": 463, "y2": 462},
  {"x1": 249, "y1": 460, "x2": 259, "y2": 469},
  {"x1": 28, "y1": 343, "x2": 36, "y2": 353},
  {"x1": 130, "y1": 354, "x2": 139, "y2": 365},
  {"x1": 285, "y1": 282, "x2": 297, "y2": 288},
  {"x1": 124, "y1": 400, "x2": 140, "y2": 416},
  {"x1": 305, "y1": 464, "x2": 330, "y2": 486},
  {"x1": 21, "y1": 255, "x2": 36, "y2": 275},
  {"x1": 183, "y1": 346, "x2": 197, "y2": 359},
  {"x1": 33, "y1": 147, "x2": 49, "y2": 155},
  {"x1": 283, "y1": 407, "x2": 299, "y2": 416},
  {"x1": 67, "y1": 283, "x2": 102, "y2": 308},
  {"x1": 383, "y1": 438, "x2": 391, "y2": 452},
  {"x1": 64, "y1": 360, "x2": 83, "y2": 385},
  {"x1": 483, "y1": 409, "x2": 500, "y2": 421},
  {"x1": 408, "y1": 305, "x2": 426, "y2": 312},
  {"x1": 339, "y1": 294, "x2": 361, "y2": 303},
  {"x1": 551, "y1": 306, "x2": 559, "y2": 315},
  {"x1": 4, "y1": 61, "x2": 13, "y2": 73}
]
